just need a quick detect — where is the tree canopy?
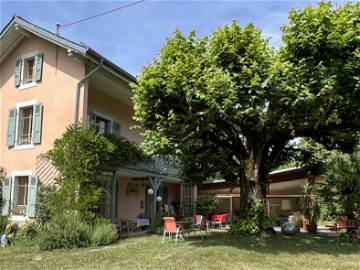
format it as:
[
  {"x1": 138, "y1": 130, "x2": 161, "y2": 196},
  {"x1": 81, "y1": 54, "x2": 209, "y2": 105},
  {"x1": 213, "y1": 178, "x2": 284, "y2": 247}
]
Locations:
[{"x1": 132, "y1": 2, "x2": 360, "y2": 219}]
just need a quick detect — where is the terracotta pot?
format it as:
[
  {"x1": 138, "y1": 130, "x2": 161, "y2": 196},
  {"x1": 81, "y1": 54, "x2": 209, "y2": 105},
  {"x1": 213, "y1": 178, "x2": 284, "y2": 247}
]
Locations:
[{"x1": 306, "y1": 224, "x2": 318, "y2": 233}]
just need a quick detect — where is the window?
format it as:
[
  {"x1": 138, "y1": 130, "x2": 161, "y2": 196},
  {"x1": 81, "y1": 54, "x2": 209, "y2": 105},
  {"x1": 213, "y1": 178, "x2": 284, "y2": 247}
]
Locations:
[
  {"x1": 16, "y1": 176, "x2": 29, "y2": 206},
  {"x1": 7, "y1": 102, "x2": 43, "y2": 148},
  {"x1": 15, "y1": 52, "x2": 43, "y2": 88},
  {"x1": 17, "y1": 106, "x2": 33, "y2": 145},
  {"x1": 89, "y1": 112, "x2": 121, "y2": 137},
  {"x1": 95, "y1": 116, "x2": 111, "y2": 134},
  {"x1": 181, "y1": 183, "x2": 194, "y2": 217},
  {"x1": 22, "y1": 57, "x2": 36, "y2": 84}
]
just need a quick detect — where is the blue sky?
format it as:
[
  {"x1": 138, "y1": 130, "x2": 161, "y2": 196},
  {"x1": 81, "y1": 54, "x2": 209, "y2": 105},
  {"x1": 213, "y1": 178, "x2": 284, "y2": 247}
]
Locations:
[{"x1": 2, "y1": 0, "x2": 328, "y2": 76}]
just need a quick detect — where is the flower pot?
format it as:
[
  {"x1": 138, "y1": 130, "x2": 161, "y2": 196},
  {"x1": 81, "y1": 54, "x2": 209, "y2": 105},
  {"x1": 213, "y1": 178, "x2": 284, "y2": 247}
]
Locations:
[{"x1": 306, "y1": 224, "x2": 317, "y2": 233}]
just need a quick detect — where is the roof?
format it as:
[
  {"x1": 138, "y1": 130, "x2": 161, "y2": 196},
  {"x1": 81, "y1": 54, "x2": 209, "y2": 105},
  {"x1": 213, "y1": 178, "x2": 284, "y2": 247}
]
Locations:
[{"x1": 0, "y1": 16, "x2": 136, "y2": 83}]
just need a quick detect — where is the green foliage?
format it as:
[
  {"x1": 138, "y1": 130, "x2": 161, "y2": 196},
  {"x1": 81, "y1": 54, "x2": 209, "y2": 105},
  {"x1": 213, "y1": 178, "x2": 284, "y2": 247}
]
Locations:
[
  {"x1": 195, "y1": 193, "x2": 219, "y2": 217},
  {"x1": 229, "y1": 219, "x2": 261, "y2": 236},
  {"x1": 0, "y1": 216, "x2": 9, "y2": 234},
  {"x1": 46, "y1": 125, "x2": 146, "y2": 220},
  {"x1": 133, "y1": 2, "x2": 360, "y2": 223},
  {"x1": 39, "y1": 211, "x2": 92, "y2": 251},
  {"x1": 36, "y1": 185, "x2": 56, "y2": 227},
  {"x1": 318, "y1": 149, "x2": 360, "y2": 219},
  {"x1": 301, "y1": 182, "x2": 320, "y2": 225},
  {"x1": 17, "y1": 221, "x2": 40, "y2": 241},
  {"x1": 90, "y1": 224, "x2": 117, "y2": 246}
]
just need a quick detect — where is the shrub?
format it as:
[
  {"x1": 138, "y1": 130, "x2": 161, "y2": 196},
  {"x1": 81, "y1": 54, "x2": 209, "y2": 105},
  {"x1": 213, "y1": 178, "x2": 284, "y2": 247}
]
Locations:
[
  {"x1": 36, "y1": 185, "x2": 56, "y2": 227},
  {"x1": 39, "y1": 211, "x2": 92, "y2": 251},
  {"x1": 91, "y1": 223, "x2": 117, "y2": 246},
  {"x1": 18, "y1": 221, "x2": 40, "y2": 241},
  {"x1": 229, "y1": 219, "x2": 261, "y2": 236},
  {"x1": 0, "y1": 216, "x2": 9, "y2": 234},
  {"x1": 195, "y1": 193, "x2": 219, "y2": 217}
]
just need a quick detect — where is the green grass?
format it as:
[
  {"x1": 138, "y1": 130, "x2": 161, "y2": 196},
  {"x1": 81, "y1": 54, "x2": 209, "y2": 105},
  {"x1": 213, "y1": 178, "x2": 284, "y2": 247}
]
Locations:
[{"x1": 0, "y1": 232, "x2": 359, "y2": 270}]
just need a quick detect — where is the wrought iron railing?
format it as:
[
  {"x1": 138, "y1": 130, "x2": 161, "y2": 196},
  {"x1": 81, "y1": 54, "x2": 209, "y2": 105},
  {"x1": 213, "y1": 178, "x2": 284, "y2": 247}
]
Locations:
[{"x1": 122, "y1": 156, "x2": 180, "y2": 177}]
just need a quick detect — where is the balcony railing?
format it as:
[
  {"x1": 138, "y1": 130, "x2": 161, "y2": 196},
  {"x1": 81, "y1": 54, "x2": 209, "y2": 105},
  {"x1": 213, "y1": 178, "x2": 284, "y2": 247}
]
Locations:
[{"x1": 122, "y1": 156, "x2": 180, "y2": 178}]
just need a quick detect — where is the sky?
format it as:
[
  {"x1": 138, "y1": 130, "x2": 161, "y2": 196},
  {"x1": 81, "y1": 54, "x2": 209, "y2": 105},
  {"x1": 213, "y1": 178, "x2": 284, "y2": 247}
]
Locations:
[{"x1": 1, "y1": 0, "x2": 332, "y2": 76}]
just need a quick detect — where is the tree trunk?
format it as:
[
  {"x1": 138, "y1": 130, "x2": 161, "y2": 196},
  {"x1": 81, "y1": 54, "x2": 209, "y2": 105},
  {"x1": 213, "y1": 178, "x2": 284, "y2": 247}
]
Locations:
[{"x1": 238, "y1": 173, "x2": 250, "y2": 219}]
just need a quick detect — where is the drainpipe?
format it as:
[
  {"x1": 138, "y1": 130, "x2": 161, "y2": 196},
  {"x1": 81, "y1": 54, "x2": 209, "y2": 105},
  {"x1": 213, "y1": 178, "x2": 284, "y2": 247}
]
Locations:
[{"x1": 74, "y1": 60, "x2": 103, "y2": 125}]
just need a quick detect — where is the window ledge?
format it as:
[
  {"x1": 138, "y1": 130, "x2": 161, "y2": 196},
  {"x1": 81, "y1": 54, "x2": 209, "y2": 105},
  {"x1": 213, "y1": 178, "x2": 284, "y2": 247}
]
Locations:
[
  {"x1": 13, "y1": 144, "x2": 35, "y2": 150},
  {"x1": 10, "y1": 215, "x2": 30, "y2": 222},
  {"x1": 18, "y1": 82, "x2": 37, "y2": 90}
]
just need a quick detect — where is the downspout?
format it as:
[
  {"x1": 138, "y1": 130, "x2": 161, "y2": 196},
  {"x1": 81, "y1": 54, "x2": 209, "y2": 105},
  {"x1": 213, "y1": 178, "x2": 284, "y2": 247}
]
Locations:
[{"x1": 74, "y1": 60, "x2": 103, "y2": 125}]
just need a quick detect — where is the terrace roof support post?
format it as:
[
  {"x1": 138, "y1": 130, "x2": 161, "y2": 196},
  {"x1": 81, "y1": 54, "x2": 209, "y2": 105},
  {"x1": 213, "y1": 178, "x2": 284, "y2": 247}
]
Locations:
[
  {"x1": 148, "y1": 176, "x2": 162, "y2": 224},
  {"x1": 73, "y1": 60, "x2": 103, "y2": 125}
]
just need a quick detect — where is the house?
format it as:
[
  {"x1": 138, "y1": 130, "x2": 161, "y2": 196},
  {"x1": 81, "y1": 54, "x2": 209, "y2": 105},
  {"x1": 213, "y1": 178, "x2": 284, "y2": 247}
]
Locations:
[
  {"x1": 198, "y1": 167, "x2": 323, "y2": 221},
  {"x1": 0, "y1": 16, "x2": 196, "y2": 223}
]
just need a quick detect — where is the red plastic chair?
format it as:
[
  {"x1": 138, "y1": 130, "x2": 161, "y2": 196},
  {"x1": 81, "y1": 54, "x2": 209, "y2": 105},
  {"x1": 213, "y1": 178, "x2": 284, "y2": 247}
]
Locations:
[
  {"x1": 162, "y1": 217, "x2": 184, "y2": 244},
  {"x1": 211, "y1": 213, "x2": 229, "y2": 229}
]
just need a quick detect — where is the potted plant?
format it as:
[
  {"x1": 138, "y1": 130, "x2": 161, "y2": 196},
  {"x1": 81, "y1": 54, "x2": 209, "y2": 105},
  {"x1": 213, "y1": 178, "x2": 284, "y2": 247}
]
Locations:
[
  {"x1": 151, "y1": 217, "x2": 163, "y2": 235},
  {"x1": 301, "y1": 182, "x2": 320, "y2": 233}
]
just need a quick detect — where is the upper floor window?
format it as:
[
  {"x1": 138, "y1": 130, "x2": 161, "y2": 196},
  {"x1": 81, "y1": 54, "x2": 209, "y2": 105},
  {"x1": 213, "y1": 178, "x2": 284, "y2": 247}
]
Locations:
[
  {"x1": 89, "y1": 111, "x2": 121, "y2": 137},
  {"x1": 15, "y1": 52, "x2": 43, "y2": 89},
  {"x1": 7, "y1": 101, "x2": 43, "y2": 149}
]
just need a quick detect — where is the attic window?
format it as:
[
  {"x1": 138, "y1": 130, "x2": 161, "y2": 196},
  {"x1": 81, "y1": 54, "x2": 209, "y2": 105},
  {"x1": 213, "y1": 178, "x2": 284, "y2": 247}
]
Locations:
[
  {"x1": 15, "y1": 52, "x2": 43, "y2": 88},
  {"x1": 23, "y1": 57, "x2": 36, "y2": 84}
]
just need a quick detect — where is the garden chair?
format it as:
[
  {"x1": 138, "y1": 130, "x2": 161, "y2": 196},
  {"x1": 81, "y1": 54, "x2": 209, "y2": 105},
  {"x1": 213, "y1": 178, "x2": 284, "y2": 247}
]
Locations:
[
  {"x1": 189, "y1": 215, "x2": 207, "y2": 238},
  {"x1": 327, "y1": 221, "x2": 349, "y2": 244},
  {"x1": 162, "y1": 217, "x2": 184, "y2": 244},
  {"x1": 211, "y1": 213, "x2": 229, "y2": 229}
]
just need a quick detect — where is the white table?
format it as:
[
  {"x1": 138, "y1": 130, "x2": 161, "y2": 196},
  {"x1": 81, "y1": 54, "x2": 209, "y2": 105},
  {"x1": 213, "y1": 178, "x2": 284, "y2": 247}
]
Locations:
[{"x1": 132, "y1": 218, "x2": 150, "y2": 227}]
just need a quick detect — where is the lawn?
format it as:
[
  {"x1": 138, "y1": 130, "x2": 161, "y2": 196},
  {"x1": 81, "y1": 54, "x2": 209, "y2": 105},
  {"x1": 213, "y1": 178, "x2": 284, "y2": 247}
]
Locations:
[{"x1": 0, "y1": 232, "x2": 359, "y2": 270}]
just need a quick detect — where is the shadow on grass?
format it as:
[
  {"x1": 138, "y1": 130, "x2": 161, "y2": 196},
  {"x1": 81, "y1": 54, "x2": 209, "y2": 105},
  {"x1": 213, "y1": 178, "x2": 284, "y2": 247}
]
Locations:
[{"x1": 184, "y1": 231, "x2": 360, "y2": 256}]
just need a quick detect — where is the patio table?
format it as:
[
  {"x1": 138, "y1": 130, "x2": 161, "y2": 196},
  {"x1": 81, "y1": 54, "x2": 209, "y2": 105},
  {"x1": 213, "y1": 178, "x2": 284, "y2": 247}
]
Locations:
[{"x1": 130, "y1": 218, "x2": 150, "y2": 228}]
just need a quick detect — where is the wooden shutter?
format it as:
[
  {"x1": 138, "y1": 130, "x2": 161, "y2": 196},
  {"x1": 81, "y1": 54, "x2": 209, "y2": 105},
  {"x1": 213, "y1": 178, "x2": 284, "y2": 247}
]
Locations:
[
  {"x1": 34, "y1": 53, "x2": 43, "y2": 82},
  {"x1": 88, "y1": 112, "x2": 96, "y2": 130},
  {"x1": 112, "y1": 121, "x2": 121, "y2": 137},
  {"x1": 26, "y1": 175, "x2": 38, "y2": 218},
  {"x1": 32, "y1": 103, "x2": 43, "y2": 144},
  {"x1": 14, "y1": 59, "x2": 22, "y2": 87},
  {"x1": 7, "y1": 108, "x2": 17, "y2": 147},
  {"x1": 1, "y1": 176, "x2": 12, "y2": 216}
]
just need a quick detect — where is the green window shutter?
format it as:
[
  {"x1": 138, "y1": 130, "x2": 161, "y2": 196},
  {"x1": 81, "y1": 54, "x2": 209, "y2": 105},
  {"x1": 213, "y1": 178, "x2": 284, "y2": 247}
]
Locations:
[
  {"x1": 26, "y1": 175, "x2": 38, "y2": 218},
  {"x1": 34, "y1": 53, "x2": 43, "y2": 82},
  {"x1": 7, "y1": 108, "x2": 17, "y2": 147},
  {"x1": 89, "y1": 112, "x2": 96, "y2": 131},
  {"x1": 32, "y1": 103, "x2": 43, "y2": 144},
  {"x1": 14, "y1": 59, "x2": 22, "y2": 87},
  {"x1": 112, "y1": 121, "x2": 121, "y2": 137},
  {"x1": 2, "y1": 176, "x2": 12, "y2": 216}
]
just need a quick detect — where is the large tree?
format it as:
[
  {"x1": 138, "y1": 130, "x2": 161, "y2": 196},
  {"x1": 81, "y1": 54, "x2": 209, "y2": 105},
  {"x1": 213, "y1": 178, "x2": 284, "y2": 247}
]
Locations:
[{"x1": 133, "y1": 2, "x2": 360, "y2": 220}]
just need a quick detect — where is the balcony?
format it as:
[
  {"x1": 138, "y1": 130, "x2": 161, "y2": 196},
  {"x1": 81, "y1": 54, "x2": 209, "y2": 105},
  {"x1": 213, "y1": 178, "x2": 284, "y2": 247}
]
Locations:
[{"x1": 120, "y1": 156, "x2": 180, "y2": 178}]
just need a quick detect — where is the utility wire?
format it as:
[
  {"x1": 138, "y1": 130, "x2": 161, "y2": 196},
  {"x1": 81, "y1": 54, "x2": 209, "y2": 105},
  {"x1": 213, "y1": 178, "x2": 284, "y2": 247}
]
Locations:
[{"x1": 61, "y1": 0, "x2": 146, "y2": 28}]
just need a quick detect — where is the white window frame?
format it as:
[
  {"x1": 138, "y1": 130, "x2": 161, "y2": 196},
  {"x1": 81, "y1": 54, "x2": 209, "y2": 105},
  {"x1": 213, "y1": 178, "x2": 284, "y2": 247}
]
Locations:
[
  {"x1": 10, "y1": 170, "x2": 32, "y2": 221},
  {"x1": 18, "y1": 51, "x2": 40, "y2": 90},
  {"x1": 13, "y1": 99, "x2": 37, "y2": 150}
]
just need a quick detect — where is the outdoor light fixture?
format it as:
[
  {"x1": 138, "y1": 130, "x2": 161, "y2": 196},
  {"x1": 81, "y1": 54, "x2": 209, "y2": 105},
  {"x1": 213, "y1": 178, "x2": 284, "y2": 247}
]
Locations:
[
  {"x1": 156, "y1": 196, "x2": 162, "y2": 202},
  {"x1": 147, "y1": 188, "x2": 154, "y2": 195}
]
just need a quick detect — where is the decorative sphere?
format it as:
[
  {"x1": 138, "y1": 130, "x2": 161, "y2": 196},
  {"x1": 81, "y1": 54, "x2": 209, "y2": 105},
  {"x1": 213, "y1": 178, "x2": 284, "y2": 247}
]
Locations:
[
  {"x1": 156, "y1": 196, "x2": 162, "y2": 202},
  {"x1": 281, "y1": 222, "x2": 299, "y2": 236},
  {"x1": 147, "y1": 188, "x2": 154, "y2": 195}
]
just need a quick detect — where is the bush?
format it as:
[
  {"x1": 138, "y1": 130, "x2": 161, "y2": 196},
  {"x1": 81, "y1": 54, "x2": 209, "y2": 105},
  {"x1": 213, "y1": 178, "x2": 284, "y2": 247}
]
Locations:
[
  {"x1": 36, "y1": 185, "x2": 56, "y2": 227},
  {"x1": 91, "y1": 223, "x2": 117, "y2": 246},
  {"x1": 229, "y1": 219, "x2": 261, "y2": 236},
  {"x1": 39, "y1": 211, "x2": 92, "y2": 251},
  {"x1": 195, "y1": 193, "x2": 219, "y2": 217},
  {"x1": 18, "y1": 221, "x2": 40, "y2": 241},
  {"x1": 0, "y1": 216, "x2": 9, "y2": 234}
]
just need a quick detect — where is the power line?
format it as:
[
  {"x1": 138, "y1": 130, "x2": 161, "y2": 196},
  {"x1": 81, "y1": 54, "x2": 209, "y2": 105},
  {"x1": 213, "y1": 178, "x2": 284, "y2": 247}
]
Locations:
[{"x1": 60, "y1": 0, "x2": 146, "y2": 29}]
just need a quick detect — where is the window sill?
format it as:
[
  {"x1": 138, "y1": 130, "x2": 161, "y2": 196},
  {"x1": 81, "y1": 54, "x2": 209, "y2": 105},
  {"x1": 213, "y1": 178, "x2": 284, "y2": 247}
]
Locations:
[
  {"x1": 13, "y1": 144, "x2": 35, "y2": 150},
  {"x1": 10, "y1": 215, "x2": 30, "y2": 222},
  {"x1": 18, "y1": 82, "x2": 37, "y2": 90}
]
